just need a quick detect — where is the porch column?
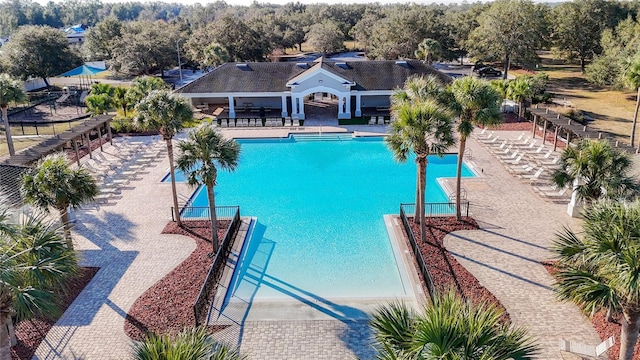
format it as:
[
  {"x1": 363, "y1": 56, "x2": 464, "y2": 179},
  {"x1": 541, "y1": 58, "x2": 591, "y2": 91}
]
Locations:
[
  {"x1": 281, "y1": 95, "x2": 288, "y2": 117},
  {"x1": 337, "y1": 94, "x2": 349, "y2": 119},
  {"x1": 345, "y1": 95, "x2": 352, "y2": 118},
  {"x1": 228, "y1": 96, "x2": 236, "y2": 118},
  {"x1": 298, "y1": 96, "x2": 305, "y2": 119},
  {"x1": 355, "y1": 94, "x2": 362, "y2": 117}
]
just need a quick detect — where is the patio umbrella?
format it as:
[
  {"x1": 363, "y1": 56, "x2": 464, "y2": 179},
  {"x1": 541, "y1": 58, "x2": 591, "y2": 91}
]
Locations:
[{"x1": 58, "y1": 65, "x2": 106, "y2": 90}]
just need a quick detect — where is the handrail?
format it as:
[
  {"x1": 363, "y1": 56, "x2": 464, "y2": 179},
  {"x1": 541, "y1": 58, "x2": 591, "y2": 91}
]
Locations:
[
  {"x1": 192, "y1": 206, "x2": 241, "y2": 326},
  {"x1": 400, "y1": 204, "x2": 436, "y2": 300}
]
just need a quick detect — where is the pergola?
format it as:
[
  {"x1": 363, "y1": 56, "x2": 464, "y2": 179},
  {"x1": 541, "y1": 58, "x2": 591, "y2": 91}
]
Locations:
[
  {"x1": 1, "y1": 115, "x2": 115, "y2": 167},
  {"x1": 530, "y1": 107, "x2": 637, "y2": 154}
]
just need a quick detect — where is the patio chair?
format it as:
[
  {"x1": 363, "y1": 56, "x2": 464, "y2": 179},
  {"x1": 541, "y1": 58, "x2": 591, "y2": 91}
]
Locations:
[
  {"x1": 249, "y1": 119, "x2": 256, "y2": 127},
  {"x1": 559, "y1": 336, "x2": 614, "y2": 359},
  {"x1": 284, "y1": 119, "x2": 292, "y2": 127},
  {"x1": 220, "y1": 119, "x2": 228, "y2": 128},
  {"x1": 480, "y1": 134, "x2": 500, "y2": 144},
  {"x1": 368, "y1": 117, "x2": 376, "y2": 125},
  {"x1": 378, "y1": 117, "x2": 386, "y2": 125},
  {"x1": 293, "y1": 120, "x2": 300, "y2": 126},
  {"x1": 502, "y1": 153, "x2": 525, "y2": 165},
  {"x1": 229, "y1": 120, "x2": 236, "y2": 127},
  {"x1": 497, "y1": 150, "x2": 520, "y2": 161},
  {"x1": 255, "y1": 119, "x2": 263, "y2": 127}
]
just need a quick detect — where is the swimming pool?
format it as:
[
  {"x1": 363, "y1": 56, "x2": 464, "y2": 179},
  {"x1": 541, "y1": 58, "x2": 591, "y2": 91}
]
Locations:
[{"x1": 175, "y1": 135, "x2": 474, "y2": 302}]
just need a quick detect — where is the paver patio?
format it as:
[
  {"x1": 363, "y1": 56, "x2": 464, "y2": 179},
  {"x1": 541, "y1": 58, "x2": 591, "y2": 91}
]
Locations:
[{"x1": 31, "y1": 126, "x2": 602, "y2": 359}]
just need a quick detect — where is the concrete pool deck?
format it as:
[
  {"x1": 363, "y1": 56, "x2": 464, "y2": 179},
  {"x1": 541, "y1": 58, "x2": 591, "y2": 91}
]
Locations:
[{"x1": 33, "y1": 125, "x2": 600, "y2": 359}]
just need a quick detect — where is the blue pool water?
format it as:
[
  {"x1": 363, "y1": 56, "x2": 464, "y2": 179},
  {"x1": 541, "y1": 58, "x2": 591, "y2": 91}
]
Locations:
[{"x1": 173, "y1": 136, "x2": 474, "y2": 301}]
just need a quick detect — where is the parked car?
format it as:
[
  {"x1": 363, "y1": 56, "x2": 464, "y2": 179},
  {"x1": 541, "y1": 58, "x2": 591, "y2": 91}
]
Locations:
[
  {"x1": 478, "y1": 67, "x2": 502, "y2": 78},
  {"x1": 472, "y1": 61, "x2": 486, "y2": 73}
]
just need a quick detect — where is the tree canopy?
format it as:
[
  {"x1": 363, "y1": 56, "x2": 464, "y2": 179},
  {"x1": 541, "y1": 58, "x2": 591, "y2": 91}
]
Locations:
[{"x1": 1, "y1": 25, "x2": 82, "y2": 85}]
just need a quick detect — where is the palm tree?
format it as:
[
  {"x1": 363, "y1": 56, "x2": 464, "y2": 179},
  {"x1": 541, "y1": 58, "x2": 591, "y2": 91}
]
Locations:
[
  {"x1": 127, "y1": 76, "x2": 170, "y2": 105},
  {"x1": 176, "y1": 125, "x2": 240, "y2": 254},
  {"x1": 22, "y1": 154, "x2": 99, "y2": 249},
  {"x1": 625, "y1": 57, "x2": 640, "y2": 148},
  {"x1": 0, "y1": 208, "x2": 78, "y2": 359},
  {"x1": 134, "y1": 90, "x2": 193, "y2": 226},
  {"x1": 0, "y1": 74, "x2": 27, "y2": 156},
  {"x1": 507, "y1": 77, "x2": 533, "y2": 121},
  {"x1": 552, "y1": 200, "x2": 640, "y2": 360},
  {"x1": 414, "y1": 38, "x2": 442, "y2": 65},
  {"x1": 390, "y1": 75, "x2": 453, "y2": 217},
  {"x1": 386, "y1": 99, "x2": 454, "y2": 243},
  {"x1": 112, "y1": 86, "x2": 131, "y2": 117},
  {"x1": 552, "y1": 139, "x2": 636, "y2": 206},
  {"x1": 449, "y1": 77, "x2": 503, "y2": 220},
  {"x1": 132, "y1": 326, "x2": 247, "y2": 360},
  {"x1": 370, "y1": 292, "x2": 539, "y2": 359},
  {"x1": 85, "y1": 83, "x2": 115, "y2": 116}
]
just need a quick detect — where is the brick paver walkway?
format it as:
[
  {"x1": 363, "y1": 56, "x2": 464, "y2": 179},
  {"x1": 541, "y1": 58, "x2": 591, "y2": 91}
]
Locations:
[
  {"x1": 444, "y1": 130, "x2": 600, "y2": 359},
  {"x1": 33, "y1": 137, "x2": 196, "y2": 360}
]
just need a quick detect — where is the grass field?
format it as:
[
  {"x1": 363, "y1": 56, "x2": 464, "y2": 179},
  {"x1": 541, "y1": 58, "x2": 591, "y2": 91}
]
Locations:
[{"x1": 534, "y1": 52, "x2": 637, "y2": 141}]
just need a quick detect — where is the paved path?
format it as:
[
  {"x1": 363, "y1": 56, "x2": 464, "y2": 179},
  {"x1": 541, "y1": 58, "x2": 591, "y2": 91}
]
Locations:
[
  {"x1": 444, "y1": 130, "x2": 600, "y2": 359},
  {"x1": 34, "y1": 137, "x2": 196, "y2": 360}
]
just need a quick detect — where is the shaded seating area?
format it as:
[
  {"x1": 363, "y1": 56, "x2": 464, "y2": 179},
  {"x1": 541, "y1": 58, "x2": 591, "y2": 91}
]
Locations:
[
  {"x1": 1, "y1": 115, "x2": 114, "y2": 167},
  {"x1": 530, "y1": 107, "x2": 638, "y2": 154}
]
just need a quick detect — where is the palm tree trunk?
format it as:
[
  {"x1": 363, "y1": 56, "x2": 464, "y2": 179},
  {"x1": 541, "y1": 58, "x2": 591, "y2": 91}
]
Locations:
[
  {"x1": 631, "y1": 87, "x2": 639, "y2": 148},
  {"x1": 206, "y1": 183, "x2": 219, "y2": 254},
  {"x1": 419, "y1": 156, "x2": 427, "y2": 243},
  {"x1": 166, "y1": 138, "x2": 182, "y2": 226},
  {"x1": 414, "y1": 162, "x2": 421, "y2": 223},
  {"x1": 59, "y1": 207, "x2": 73, "y2": 249},
  {"x1": 455, "y1": 137, "x2": 466, "y2": 220},
  {"x1": 0, "y1": 312, "x2": 11, "y2": 360},
  {"x1": 2, "y1": 106, "x2": 15, "y2": 156},
  {"x1": 619, "y1": 309, "x2": 640, "y2": 360}
]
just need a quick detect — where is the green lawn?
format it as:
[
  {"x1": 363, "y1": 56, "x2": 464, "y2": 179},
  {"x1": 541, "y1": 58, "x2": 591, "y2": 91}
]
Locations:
[{"x1": 535, "y1": 52, "x2": 637, "y2": 141}]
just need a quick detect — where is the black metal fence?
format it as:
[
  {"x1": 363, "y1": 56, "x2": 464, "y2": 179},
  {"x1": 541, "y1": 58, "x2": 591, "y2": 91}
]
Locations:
[
  {"x1": 399, "y1": 203, "x2": 436, "y2": 300},
  {"x1": 421, "y1": 201, "x2": 469, "y2": 217},
  {"x1": 398, "y1": 201, "x2": 471, "y2": 300},
  {"x1": 171, "y1": 205, "x2": 239, "y2": 222},
  {"x1": 192, "y1": 206, "x2": 241, "y2": 326}
]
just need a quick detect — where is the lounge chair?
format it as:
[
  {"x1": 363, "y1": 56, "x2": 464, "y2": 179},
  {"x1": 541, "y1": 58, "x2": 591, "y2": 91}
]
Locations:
[
  {"x1": 229, "y1": 120, "x2": 236, "y2": 127},
  {"x1": 256, "y1": 119, "x2": 263, "y2": 127},
  {"x1": 249, "y1": 119, "x2": 256, "y2": 127},
  {"x1": 502, "y1": 154, "x2": 525, "y2": 165},
  {"x1": 368, "y1": 117, "x2": 376, "y2": 125},
  {"x1": 480, "y1": 134, "x2": 500, "y2": 144},
  {"x1": 220, "y1": 119, "x2": 228, "y2": 128},
  {"x1": 293, "y1": 120, "x2": 300, "y2": 126},
  {"x1": 284, "y1": 119, "x2": 292, "y2": 127},
  {"x1": 497, "y1": 150, "x2": 519, "y2": 161},
  {"x1": 559, "y1": 336, "x2": 614, "y2": 359}
]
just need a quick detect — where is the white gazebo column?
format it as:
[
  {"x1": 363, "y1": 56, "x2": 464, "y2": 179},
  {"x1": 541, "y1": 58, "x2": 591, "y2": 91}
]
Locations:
[
  {"x1": 297, "y1": 96, "x2": 305, "y2": 119},
  {"x1": 338, "y1": 94, "x2": 350, "y2": 119},
  {"x1": 355, "y1": 94, "x2": 362, "y2": 117},
  {"x1": 228, "y1": 96, "x2": 236, "y2": 118},
  {"x1": 281, "y1": 95, "x2": 288, "y2": 117}
]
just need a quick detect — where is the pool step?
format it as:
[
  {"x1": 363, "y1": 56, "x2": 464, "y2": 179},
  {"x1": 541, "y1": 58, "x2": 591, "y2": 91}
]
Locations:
[{"x1": 291, "y1": 133, "x2": 353, "y2": 142}]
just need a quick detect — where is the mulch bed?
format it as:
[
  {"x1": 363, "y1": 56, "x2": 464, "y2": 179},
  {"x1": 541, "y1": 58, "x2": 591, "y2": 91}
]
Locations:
[
  {"x1": 542, "y1": 261, "x2": 639, "y2": 360},
  {"x1": 11, "y1": 267, "x2": 100, "y2": 360},
  {"x1": 123, "y1": 220, "x2": 229, "y2": 341},
  {"x1": 406, "y1": 216, "x2": 510, "y2": 321}
]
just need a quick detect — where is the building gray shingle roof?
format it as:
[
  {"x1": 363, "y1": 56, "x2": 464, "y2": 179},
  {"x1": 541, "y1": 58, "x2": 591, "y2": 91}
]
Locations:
[
  {"x1": 0, "y1": 164, "x2": 28, "y2": 207},
  {"x1": 176, "y1": 60, "x2": 449, "y2": 94}
]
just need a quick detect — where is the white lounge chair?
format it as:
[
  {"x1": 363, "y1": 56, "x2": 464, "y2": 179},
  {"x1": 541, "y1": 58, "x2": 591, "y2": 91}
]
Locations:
[
  {"x1": 284, "y1": 119, "x2": 292, "y2": 127},
  {"x1": 220, "y1": 119, "x2": 228, "y2": 128},
  {"x1": 368, "y1": 117, "x2": 376, "y2": 125},
  {"x1": 255, "y1": 119, "x2": 263, "y2": 127},
  {"x1": 559, "y1": 336, "x2": 614, "y2": 359},
  {"x1": 229, "y1": 120, "x2": 236, "y2": 127},
  {"x1": 293, "y1": 120, "x2": 300, "y2": 126},
  {"x1": 249, "y1": 119, "x2": 256, "y2": 127},
  {"x1": 503, "y1": 154, "x2": 525, "y2": 165}
]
